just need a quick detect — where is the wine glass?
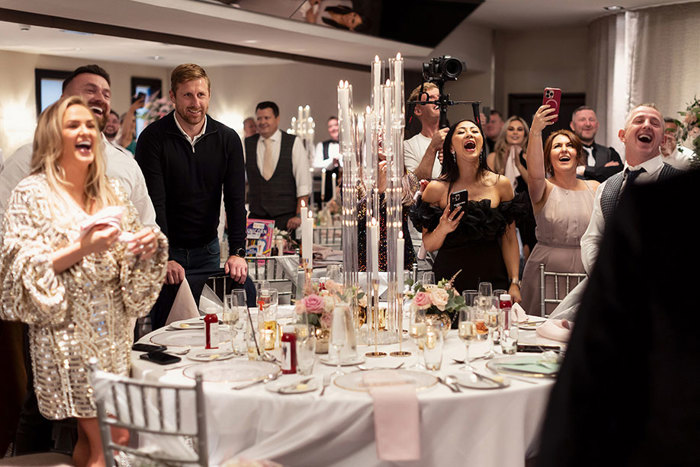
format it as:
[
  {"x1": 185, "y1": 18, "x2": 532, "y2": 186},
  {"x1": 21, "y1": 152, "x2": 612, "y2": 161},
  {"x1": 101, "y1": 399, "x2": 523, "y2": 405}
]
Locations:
[
  {"x1": 478, "y1": 282, "x2": 492, "y2": 298},
  {"x1": 327, "y1": 264, "x2": 342, "y2": 283},
  {"x1": 458, "y1": 306, "x2": 478, "y2": 369},
  {"x1": 330, "y1": 304, "x2": 348, "y2": 376},
  {"x1": 257, "y1": 289, "x2": 278, "y2": 351},
  {"x1": 422, "y1": 272, "x2": 436, "y2": 285}
]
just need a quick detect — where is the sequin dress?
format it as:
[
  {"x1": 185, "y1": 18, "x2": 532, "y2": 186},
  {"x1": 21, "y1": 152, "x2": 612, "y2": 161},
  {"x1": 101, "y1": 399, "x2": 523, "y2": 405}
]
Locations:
[{"x1": 0, "y1": 174, "x2": 167, "y2": 419}]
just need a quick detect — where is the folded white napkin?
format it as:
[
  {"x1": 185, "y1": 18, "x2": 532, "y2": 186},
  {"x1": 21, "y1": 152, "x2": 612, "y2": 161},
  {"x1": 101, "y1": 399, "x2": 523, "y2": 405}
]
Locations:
[
  {"x1": 199, "y1": 284, "x2": 223, "y2": 314},
  {"x1": 512, "y1": 302, "x2": 528, "y2": 322},
  {"x1": 536, "y1": 319, "x2": 573, "y2": 342},
  {"x1": 165, "y1": 278, "x2": 199, "y2": 325},
  {"x1": 78, "y1": 206, "x2": 134, "y2": 242}
]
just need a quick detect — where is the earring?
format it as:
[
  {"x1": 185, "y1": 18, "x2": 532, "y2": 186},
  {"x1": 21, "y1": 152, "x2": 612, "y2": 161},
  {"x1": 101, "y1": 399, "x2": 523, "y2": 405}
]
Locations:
[{"x1": 451, "y1": 150, "x2": 456, "y2": 162}]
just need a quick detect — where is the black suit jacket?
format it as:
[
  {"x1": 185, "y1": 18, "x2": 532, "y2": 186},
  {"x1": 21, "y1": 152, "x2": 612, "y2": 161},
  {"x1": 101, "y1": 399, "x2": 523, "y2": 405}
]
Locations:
[
  {"x1": 537, "y1": 169, "x2": 700, "y2": 466},
  {"x1": 581, "y1": 142, "x2": 623, "y2": 182}
]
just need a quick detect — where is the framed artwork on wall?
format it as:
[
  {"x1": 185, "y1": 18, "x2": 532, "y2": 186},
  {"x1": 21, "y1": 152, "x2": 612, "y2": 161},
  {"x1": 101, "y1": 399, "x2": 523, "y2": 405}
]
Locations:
[{"x1": 35, "y1": 68, "x2": 72, "y2": 116}]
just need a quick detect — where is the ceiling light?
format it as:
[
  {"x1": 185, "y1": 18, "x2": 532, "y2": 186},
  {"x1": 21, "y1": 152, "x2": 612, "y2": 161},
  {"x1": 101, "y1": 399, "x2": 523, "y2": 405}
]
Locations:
[
  {"x1": 59, "y1": 29, "x2": 94, "y2": 36},
  {"x1": 19, "y1": 24, "x2": 31, "y2": 32},
  {"x1": 148, "y1": 56, "x2": 164, "y2": 61},
  {"x1": 604, "y1": 5, "x2": 625, "y2": 11},
  {"x1": 243, "y1": 40, "x2": 259, "y2": 44}
]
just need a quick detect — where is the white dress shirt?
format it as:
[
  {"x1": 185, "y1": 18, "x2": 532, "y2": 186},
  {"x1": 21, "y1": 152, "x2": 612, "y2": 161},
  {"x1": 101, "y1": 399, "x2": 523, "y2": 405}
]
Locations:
[
  {"x1": 243, "y1": 129, "x2": 311, "y2": 197},
  {"x1": 312, "y1": 140, "x2": 340, "y2": 170},
  {"x1": 580, "y1": 155, "x2": 664, "y2": 273},
  {"x1": 404, "y1": 133, "x2": 442, "y2": 179},
  {"x1": 0, "y1": 138, "x2": 156, "y2": 230}
]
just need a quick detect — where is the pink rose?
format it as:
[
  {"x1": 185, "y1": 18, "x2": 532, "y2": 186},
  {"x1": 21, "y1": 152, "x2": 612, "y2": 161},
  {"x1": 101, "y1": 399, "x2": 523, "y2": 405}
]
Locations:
[
  {"x1": 413, "y1": 291, "x2": 432, "y2": 310},
  {"x1": 303, "y1": 294, "x2": 324, "y2": 314}
]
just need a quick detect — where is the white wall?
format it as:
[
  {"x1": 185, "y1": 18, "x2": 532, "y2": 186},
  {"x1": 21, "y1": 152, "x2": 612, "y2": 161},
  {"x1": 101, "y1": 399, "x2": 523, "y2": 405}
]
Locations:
[
  {"x1": 0, "y1": 50, "x2": 170, "y2": 158},
  {"x1": 493, "y1": 27, "x2": 589, "y2": 116},
  {"x1": 206, "y1": 61, "x2": 370, "y2": 140}
]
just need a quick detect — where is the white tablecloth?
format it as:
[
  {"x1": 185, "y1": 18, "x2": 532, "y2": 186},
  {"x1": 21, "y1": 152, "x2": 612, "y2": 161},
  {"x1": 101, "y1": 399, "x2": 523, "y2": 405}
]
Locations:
[{"x1": 133, "y1": 313, "x2": 557, "y2": 467}]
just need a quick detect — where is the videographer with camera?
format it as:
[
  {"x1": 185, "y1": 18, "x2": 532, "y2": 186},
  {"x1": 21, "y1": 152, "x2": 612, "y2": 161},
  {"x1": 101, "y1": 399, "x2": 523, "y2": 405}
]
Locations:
[{"x1": 404, "y1": 83, "x2": 449, "y2": 180}]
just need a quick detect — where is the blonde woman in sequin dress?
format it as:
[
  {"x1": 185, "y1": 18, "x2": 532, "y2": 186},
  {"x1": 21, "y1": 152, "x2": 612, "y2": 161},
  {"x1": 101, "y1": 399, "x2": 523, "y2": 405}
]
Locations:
[{"x1": 0, "y1": 96, "x2": 167, "y2": 467}]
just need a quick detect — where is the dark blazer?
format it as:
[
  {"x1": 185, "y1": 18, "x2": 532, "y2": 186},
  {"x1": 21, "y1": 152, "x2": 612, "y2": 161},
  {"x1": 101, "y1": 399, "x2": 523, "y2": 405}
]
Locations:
[
  {"x1": 581, "y1": 142, "x2": 623, "y2": 182},
  {"x1": 537, "y1": 169, "x2": 700, "y2": 467}
]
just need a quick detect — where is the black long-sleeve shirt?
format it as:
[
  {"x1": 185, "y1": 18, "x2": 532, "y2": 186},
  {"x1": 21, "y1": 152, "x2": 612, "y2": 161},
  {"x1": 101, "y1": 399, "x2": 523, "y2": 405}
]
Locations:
[{"x1": 135, "y1": 112, "x2": 246, "y2": 256}]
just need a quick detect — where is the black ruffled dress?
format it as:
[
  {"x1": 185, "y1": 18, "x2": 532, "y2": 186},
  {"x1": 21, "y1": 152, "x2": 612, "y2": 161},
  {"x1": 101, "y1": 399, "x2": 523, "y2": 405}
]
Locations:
[{"x1": 411, "y1": 194, "x2": 527, "y2": 294}]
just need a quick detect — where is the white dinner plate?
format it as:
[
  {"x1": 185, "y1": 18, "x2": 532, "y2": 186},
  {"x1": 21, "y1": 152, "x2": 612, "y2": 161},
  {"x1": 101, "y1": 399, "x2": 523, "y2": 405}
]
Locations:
[
  {"x1": 169, "y1": 320, "x2": 204, "y2": 330},
  {"x1": 334, "y1": 369, "x2": 437, "y2": 392},
  {"x1": 266, "y1": 377, "x2": 319, "y2": 394},
  {"x1": 151, "y1": 329, "x2": 204, "y2": 347},
  {"x1": 451, "y1": 372, "x2": 510, "y2": 390},
  {"x1": 187, "y1": 349, "x2": 236, "y2": 362},
  {"x1": 517, "y1": 317, "x2": 546, "y2": 331},
  {"x1": 183, "y1": 360, "x2": 280, "y2": 383},
  {"x1": 486, "y1": 355, "x2": 559, "y2": 378},
  {"x1": 319, "y1": 355, "x2": 365, "y2": 367}
]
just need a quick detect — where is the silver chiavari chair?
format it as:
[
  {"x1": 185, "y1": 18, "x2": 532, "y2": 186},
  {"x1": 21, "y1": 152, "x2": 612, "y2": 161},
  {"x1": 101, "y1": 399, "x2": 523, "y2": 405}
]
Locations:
[
  {"x1": 313, "y1": 226, "x2": 342, "y2": 249},
  {"x1": 539, "y1": 263, "x2": 587, "y2": 317},
  {"x1": 91, "y1": 361, "x2": 208, "y2": 466},
  {"x1": 245, "y1": 255, "x2": 298, "y2": 302}
]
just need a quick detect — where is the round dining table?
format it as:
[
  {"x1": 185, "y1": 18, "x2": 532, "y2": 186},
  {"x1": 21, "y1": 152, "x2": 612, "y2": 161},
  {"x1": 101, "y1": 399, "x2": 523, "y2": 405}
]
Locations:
[{"x1": 132, "y1": 306, "x2": 560, "y2": 467}]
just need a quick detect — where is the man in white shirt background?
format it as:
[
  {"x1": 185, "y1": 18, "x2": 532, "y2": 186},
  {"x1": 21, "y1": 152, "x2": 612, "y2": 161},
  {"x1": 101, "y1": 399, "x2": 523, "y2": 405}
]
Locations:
[
  {"x1": 404, "y1": 83, "x2": 448, "y2": 181},
  {"x1": 312, "y1": 116, "x2": 340, "y2": 203},
  {"x1": 244, "y1": 101, "x2": 311, "y2": 232}
]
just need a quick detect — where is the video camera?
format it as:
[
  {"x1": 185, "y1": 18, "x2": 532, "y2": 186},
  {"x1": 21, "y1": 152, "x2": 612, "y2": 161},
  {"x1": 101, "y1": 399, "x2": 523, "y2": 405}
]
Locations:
[{"x1": 422, "y1": 55, "x2": 465, "y2": 84}]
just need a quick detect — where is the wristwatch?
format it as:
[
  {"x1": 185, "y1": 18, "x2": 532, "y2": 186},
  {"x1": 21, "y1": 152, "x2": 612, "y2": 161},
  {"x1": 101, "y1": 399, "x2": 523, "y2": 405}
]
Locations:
[
  {"x1": 233, "y1": 247, "x2": 246, "y2": 258},
  {"x1": 510, "y1": 278, "x2": 521, "y2": 287}
]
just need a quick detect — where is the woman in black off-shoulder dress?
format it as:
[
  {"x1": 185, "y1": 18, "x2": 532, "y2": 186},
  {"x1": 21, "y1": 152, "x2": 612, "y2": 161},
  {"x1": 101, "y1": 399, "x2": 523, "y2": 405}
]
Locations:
[{"x1": 411, "y1": 119, "x2": 526, "y2": 300}]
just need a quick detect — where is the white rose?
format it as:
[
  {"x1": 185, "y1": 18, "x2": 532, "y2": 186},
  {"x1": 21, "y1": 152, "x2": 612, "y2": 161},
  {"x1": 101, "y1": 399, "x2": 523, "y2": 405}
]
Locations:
[{"x1": 429, "y1": 288, "x2": 449, "y2": 311}]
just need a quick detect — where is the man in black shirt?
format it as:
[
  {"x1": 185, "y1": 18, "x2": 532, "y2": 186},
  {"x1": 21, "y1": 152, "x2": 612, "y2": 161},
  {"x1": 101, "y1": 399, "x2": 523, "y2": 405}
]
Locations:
[
  {"x1": 570, "y1": 106, "x2": 623, "y2": 182},
  {"x1": 136, "y1": 64, "x2": 250, "y2": 316}
]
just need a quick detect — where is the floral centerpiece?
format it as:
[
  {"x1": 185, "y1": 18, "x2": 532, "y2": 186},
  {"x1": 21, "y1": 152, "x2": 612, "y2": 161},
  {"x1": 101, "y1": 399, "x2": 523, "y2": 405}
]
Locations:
[
  {"x1": 295, "y1": 279, "x2": 365, "y2": 352},
  {"x1": 141, "y1": 91, "x2": 175, "y2": 128},
  {"x1": 295, "y1": 279, "x2": 365, "y2": 328},
  {"x1": 405, "y1": 272, "x2": 465, "y2": 330},
  {"x1": 676, "y1": 96, "x2": 700, "y2": 167}
]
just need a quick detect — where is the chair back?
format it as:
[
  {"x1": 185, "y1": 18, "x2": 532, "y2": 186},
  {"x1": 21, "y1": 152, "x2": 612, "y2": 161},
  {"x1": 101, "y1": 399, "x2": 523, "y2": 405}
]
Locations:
[
  {"x1": 245, "y1": 255, "x2": 298, "y2": 302},
  {"x1": 90, "y1": 362, "x2": 208, "y2": 466},
  {"x1": 539, "y1": 264, "x2": 587, "y2": 317},
  {"x1": 313, "y1": 226, "x2": 342, "y2": 249}
]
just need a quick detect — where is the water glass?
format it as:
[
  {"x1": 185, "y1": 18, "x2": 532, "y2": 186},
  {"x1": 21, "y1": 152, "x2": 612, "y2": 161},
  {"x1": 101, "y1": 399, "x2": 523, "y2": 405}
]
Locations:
[
  {"x1": 422, "y1": 323, "x2": 444, "y2": 371},
  {"x1": 422, "y1": 272, "x2": 436, "y2": 285},
  {"x1": 296, "y1": 336, "x2": 316, "y2": 375},
  {"x1": 501, "y1": 308, "x2": 519, "y2": 355},
  {"x1": 327, "y1": 264, "x2": 342, "y2": 283},
  {"x1": 330, "y1": 305, "x2": 348, "y2": 375},
  {"x1": 478, "y1": 282, "x2": 492, "y2": 298}
]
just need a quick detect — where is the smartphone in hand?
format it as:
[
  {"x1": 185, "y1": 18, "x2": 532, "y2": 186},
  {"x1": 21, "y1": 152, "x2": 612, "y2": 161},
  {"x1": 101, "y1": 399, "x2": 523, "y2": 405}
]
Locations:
[
  {"x1": 542, "y1": 87, "x2": 562, "y2": 123},
  {"x1": 449, "y1": 189, "x2": 468, "y2": 213}
]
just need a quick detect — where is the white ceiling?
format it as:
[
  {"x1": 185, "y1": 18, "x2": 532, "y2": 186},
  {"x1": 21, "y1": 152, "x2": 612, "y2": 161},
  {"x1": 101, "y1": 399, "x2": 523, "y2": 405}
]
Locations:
[{"x1": 0, "y1": 0, "x2": 693, "y2": 68}]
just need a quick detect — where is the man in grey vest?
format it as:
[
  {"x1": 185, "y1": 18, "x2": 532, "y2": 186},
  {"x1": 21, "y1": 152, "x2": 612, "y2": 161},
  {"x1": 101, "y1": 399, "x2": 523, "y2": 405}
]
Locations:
[
  {"x1": 550, "y1": 103, "x2": 681, "y2": 320},
  {"x1": 244, "y1": 101, "x2": 311, "y2": 232}
]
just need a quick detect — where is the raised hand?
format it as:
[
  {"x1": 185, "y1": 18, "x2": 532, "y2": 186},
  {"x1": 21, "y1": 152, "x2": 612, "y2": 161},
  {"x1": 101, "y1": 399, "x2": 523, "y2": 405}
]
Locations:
[{"x1": 531, "y1": 105, "x2": 557, "y2": 134}]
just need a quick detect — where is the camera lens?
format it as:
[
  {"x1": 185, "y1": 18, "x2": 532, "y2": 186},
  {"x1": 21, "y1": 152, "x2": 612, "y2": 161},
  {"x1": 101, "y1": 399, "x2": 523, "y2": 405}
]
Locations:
[{"x1": 443, "y1": 57, "x2": 463, "y2": 80}]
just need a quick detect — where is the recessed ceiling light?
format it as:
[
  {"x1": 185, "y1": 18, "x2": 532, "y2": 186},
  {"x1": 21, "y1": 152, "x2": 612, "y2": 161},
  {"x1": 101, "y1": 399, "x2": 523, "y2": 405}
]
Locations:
[
  {"x1": 604, "y1": 5, "x2": 625, "y2": 11},
  {"x1": 148, "y1": 55, "x2": 164, "y2": 61},
  {"x1": 243, "y1": 40, "x2": 259, "y2": 44}
]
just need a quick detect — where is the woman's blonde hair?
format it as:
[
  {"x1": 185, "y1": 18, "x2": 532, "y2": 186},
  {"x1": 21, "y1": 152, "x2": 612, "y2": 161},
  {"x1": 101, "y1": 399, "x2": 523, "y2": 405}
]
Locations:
[
  {"x1": 491, "y1": 116, "x2": 530, "y2": 174},
  {"x1": 31, "y1": 95, "x2": 120, "y2": 215}
]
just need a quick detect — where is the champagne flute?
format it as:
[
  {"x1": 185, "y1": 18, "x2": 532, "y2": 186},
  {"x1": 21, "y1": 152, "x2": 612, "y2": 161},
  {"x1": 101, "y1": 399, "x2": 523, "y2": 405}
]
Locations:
[
  {"x1": 330, "y1": 304, "x2": 347, "y2": 376},
  {"x1": 458, "y1": 306, "x2": 478, "y2": 369}
]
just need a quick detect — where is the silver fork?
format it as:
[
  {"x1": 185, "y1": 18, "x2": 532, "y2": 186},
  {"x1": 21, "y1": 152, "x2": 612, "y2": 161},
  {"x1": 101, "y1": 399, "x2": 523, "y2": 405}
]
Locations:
[{"x1": 320, "y1": 374, "x2": 331, "y2": 396}]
